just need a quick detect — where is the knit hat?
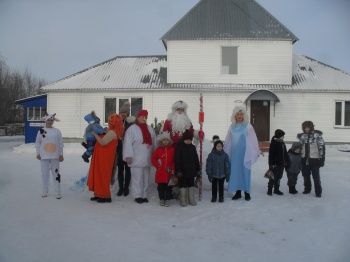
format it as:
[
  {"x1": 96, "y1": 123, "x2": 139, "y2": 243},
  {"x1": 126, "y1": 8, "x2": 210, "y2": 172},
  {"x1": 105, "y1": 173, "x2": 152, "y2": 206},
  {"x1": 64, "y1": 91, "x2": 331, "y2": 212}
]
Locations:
[
  {"x1": 171, "y1": 100, "x2": 188, "y2": 113},
  {"x1": 182, "y1": 129, "x2": 193, "y2": 141},
  {"x1": 41, "y1": 113, "x2": 60, "y2": 122},
  {"x1": 119, "y1": 101, "x2": 131, "y2": 115},
  {"x1": 137, "y1": 110, "x2": 148, "y2": 118},
  {"x1": 290, "y1": 142, "x2": 302, "y2": 151},
  {"x1": 214, "y1": 140, "x2": 223, "y2": 149},
  {"x1": 212, "y1": 135, "x2": 220, "y2": 143},
  {"x1": 274, "y1": 129, "x2": 285, "y2": 139}
]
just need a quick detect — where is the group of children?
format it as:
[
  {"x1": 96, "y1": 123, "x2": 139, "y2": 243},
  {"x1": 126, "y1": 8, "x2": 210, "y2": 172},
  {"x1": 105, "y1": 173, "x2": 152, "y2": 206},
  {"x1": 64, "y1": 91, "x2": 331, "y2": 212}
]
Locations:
[
  {"x1": 36, "y1": 111, "x2": 325, "y2": 203},
  {"x1": 267, "y1": 121, "x2": 325, "y2": 198}
]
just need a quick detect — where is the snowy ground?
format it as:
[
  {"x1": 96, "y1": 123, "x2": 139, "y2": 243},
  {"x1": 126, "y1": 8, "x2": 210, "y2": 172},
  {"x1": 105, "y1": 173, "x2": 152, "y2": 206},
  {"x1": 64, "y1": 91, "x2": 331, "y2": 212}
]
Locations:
[{"x1": 0, "y1": 136, "x2": 349, "y2": 262}]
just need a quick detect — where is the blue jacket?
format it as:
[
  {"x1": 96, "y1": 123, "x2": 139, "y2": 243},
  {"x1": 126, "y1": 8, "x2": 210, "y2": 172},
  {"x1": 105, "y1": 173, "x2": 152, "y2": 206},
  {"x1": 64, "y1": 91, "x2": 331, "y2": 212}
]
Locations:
[
  {"x1": 206, "y1": 149, "x2": 231, "y2": 180},
  {"x1": 84, "y1": 113, "x2": 105, "y2": 141}
]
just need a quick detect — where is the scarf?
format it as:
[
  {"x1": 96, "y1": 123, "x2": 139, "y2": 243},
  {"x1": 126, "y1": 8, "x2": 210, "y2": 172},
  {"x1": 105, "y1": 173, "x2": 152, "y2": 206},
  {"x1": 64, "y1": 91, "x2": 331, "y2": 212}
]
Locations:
[{"x1": 136, "y1": 122, "x2": 152, "y2": 145}]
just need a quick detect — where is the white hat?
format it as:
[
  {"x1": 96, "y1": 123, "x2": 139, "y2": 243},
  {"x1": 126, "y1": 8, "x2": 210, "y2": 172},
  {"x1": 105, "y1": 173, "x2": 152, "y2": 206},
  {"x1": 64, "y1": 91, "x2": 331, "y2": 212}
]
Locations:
[
  {"x1": 41, "y1": 113, "x2": 60, "y2": 122},
  {"x1": 156, "y1": 131, "x2": 173, "y2": 146},
  {"x1": 171, "y1": 100, "x2": 188, "y2": 113}
]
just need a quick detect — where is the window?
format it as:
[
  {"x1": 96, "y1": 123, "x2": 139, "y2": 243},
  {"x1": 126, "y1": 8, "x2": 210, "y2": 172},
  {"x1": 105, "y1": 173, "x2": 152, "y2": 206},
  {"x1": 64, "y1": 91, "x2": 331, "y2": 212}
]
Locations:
[
  {"x1": 335, "y1": 101, "x2": 350, "y2": 127},
  {"x1": 221, "y1": 46, "x2": 238, "y2": 75},
  {"x1": 104, "y1": 97, "x2": 143, "y2": 123},
  {"x1": 27, "y1": 107, "x2": 46, "y2": 121}
]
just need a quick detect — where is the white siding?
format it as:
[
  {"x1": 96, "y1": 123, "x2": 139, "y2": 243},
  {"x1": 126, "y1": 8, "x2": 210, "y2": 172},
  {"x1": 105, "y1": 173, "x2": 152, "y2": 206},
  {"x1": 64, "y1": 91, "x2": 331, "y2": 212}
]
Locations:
[
  {"x1": 47, "y1": 90, "x2": 350, "y2": 143},
  {"x1": 270, "y1": 92, "x2": 350, "y2": 143},
  {"x1": 167, "y1": 40, "x2": 293, "y2": 85}
]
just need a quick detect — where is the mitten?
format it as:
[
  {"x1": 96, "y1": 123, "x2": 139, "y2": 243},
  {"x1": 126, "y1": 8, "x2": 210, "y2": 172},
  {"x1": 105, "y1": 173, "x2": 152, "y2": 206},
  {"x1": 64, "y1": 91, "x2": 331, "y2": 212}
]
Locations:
[
  {"x1": 208, "y1": 175, "x2": 212, "y2": 183},
  {"x1": 225, "y1": 174, "x2": 230, "y2": 182},
  {"x1": 319, "y1": 158, "x2": 325, "y2": 167},
  {"x1": 176, "y1": 172, "x2": 183, "y2": 178}
]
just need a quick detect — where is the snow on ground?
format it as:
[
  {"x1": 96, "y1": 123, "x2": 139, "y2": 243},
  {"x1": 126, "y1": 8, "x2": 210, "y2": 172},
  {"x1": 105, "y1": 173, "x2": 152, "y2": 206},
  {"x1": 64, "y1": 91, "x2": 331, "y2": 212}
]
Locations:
[{"x1": 0, "y1": 136, "x2": 349, "y2": 262}]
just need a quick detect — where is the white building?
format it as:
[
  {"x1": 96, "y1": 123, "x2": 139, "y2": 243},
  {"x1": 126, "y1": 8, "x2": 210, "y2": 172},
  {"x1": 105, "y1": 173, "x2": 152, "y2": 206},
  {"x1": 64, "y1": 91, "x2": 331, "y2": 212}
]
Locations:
[{"x1": 41, "y1": 0, "x2": 350, "y2": 143}]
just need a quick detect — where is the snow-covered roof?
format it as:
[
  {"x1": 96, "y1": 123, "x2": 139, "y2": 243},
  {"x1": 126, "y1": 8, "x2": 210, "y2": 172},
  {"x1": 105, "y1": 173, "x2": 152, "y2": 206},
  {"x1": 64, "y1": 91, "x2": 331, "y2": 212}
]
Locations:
[
  {"x1": 292, "y1": 55, "x2": 350, "y2": 91},
  {"x1": 41, "y1": 54, "x2": 350, "y2": 92},
  {"x1": 161, "y1": 0, "x2": 298, "y2": 47},
  {"x1": 42, "y1": 56, "x2": 168, "y2": 91}
]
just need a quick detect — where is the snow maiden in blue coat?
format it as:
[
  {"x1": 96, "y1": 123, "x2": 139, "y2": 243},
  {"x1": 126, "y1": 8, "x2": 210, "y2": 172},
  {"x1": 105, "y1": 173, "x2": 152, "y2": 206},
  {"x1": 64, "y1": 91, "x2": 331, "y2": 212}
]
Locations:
[
  {"x1": 223, "y1": 105, "x2": 261, "y2": 201},
  {"x1": 206, "y1": 140, "x2": 230, "y2": 203},
  {"x1": 82, "y1": 111, "x2": 105, "y2": 163}
]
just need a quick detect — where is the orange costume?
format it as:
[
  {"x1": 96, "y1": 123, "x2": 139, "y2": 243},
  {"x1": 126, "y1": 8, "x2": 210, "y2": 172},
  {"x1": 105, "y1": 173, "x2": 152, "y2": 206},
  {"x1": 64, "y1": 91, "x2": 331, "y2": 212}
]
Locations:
[{"x1": 87, "y1": 114, "x2": 124, "y2": 200}]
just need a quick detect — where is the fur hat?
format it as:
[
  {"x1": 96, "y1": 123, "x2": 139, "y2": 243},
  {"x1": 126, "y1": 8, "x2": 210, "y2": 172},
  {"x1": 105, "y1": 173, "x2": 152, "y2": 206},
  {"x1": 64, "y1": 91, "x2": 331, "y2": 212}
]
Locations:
[
  {"x1": 274, "y1": 129, "x2": 285, "y2": 139},
  {"x1": 182, "y1": 129, "x2": 193, "y2": 141},
  {"x1": 41, "y1": 113, "x2": 60, "y2": 122},
  {"x1": 119, "y1": 101, "x2": 131, "y2": 115},
  {"x1": 156, "y1": 131, "x2": 173, "y2": 146},
  {"x1": 302, "y1": 121, "x2": 314, "y2": 132},
  {"x1": 171, "y1": 100, "x2": 188, "y2": 113},
  {"x1": 214, "y1": 140, "x2": 223, "y2": 149},
  {"x1": 137, "y1": 110, "x2": 148, "y2": 118}
]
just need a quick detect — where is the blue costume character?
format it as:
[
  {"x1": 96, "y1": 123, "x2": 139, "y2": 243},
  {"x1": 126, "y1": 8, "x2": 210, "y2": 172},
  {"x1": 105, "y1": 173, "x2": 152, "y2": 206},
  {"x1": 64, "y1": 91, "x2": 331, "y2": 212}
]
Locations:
[
  {"x1": 223, "y1": 105, "x2": 261, "y2": 201},
  {"x1": 82, "y1": 111, "x2": 105, "y2": 163}
]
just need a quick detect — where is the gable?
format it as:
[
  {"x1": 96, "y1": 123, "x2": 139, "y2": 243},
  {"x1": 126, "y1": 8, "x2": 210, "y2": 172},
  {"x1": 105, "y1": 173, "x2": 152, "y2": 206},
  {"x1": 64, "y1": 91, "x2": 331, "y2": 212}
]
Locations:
[{"x1": 161, "y1": 0, "x2": 298, "y2": 46}]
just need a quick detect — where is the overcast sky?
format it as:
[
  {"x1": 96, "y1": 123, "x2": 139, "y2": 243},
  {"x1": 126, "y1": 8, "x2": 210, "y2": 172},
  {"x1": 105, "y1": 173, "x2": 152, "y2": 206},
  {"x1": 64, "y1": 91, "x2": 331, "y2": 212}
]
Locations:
[{"x1": 0, "y1": 0, "x2": 349, "y2": 82}]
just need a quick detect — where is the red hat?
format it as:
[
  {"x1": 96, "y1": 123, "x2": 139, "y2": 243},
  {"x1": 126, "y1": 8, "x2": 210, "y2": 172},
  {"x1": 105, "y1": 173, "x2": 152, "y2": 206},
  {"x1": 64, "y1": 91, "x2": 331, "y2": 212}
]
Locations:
[{"x1": 137, "y1": 110, "x2": 148, "y2": 118}]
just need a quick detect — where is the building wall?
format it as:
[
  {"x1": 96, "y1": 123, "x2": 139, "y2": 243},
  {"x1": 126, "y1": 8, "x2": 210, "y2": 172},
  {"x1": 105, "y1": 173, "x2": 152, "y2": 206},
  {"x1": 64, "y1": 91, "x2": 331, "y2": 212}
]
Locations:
[
  {"x1": 167, "y1": 40, "x2": 293, "y2": 85},
  {"x1": 47, "y1": 90, "x2": 350, "y2": 143}
]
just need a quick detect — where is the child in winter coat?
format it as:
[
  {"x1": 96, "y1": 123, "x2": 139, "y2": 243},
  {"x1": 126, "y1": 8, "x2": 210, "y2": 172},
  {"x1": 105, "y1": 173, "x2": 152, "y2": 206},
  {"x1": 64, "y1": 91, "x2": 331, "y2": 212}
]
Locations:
[
  {"x1": 267, "y1": 129, "x2": 291, "y2": 196},
  {"x1": 175, "y1": 129, "x2": 200, "y2": 207},
  {"x1": 286, "y1": 142, "x2": 302, "y2": 194},
  {"x1": 35, "y1": 113, "x2": 64, "y2": 199},
  {"x1": 151, "y1": 131, "x2": 176, "y2": 207},
  {"x1": 206, "y1": 140, "x2": 230, "y2": 203},
  {"x1": 82, "y1": 111, "x2": 105, "y2": 163},
  {"x1": 297, "y1": 121, "x2": 325, "y2": 198}
]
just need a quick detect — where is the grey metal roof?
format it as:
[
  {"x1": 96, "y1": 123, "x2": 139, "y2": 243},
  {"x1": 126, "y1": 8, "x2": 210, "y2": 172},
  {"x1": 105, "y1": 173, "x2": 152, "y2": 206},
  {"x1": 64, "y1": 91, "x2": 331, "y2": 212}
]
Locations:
[
  {"x1": 41, "y1": 54, "x2": 350, "y2": 92},
  {"x1": 160, "y1": 0, "x2": 298, "y2": 46}
]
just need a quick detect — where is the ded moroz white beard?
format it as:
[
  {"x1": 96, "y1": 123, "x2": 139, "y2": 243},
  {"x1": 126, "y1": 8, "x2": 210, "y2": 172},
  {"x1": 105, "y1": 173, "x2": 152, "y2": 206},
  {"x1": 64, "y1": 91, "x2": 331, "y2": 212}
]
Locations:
[{"x1": 171, "y1": 112, "x2": 191, "y2": 136}]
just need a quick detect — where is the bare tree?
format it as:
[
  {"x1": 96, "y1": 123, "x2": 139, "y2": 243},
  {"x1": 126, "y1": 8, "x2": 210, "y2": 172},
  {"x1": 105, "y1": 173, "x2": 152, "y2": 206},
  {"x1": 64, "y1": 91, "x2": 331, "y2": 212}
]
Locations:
[{"x1": 0, "y1": 58, "x2": 48, "y2": 125}]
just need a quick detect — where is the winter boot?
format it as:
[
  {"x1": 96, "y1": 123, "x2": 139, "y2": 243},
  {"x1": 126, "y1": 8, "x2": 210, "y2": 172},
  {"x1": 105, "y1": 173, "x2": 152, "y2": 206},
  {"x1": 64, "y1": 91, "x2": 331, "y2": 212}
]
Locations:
[
  {"x1": 160, "y1": 199, "x2": 165, "y2": 206},
  {"x1": 81, "y1": 142, "x2": 88, "y2": 149},
  {"x1": 164, "y1": 200, "x2": 170, "y2": 207},
  {"x1": 211, "y1": 196, "x2": 217, "y2": 202},
  {"x1": 188, "y1": 187, "x2": 197, "y2": 206},
  {"x1": 273, "y1": 186, "x2": 284, "y2": 195},
  {"x1": 82, "y1": 154, "x2": 89, "y2": 163},
  {"x1": 116, "y1": 185, "x2": 124, "y2": 196},
  {"x1": 232, "y1": 190, "x2": 242, "y2": 200},
  {"x1": 244, "y1": 192, "x2": 251, "y2": 201},
  {"x1": 289, "y1": 186, "x2": 298, "y2": 194},
  {"x1": 180, "y1": 188, "x2": 187, "y2": 207},
  {"x1": 219, "y1": 196, "x2": 224, "y2": 203},
  {"x1": 267, "y1": 187, "x2": 273, "y2": 196}
]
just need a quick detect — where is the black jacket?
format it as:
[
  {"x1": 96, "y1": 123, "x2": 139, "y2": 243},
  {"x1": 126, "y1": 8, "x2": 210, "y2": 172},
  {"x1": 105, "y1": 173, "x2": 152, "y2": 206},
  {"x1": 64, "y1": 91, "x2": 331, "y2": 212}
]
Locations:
[
  {"x1": 268, "y1": 136, "x2": 291, "y2": 168},
  {"x1": 175, "y1": 141, "x2": 200, "y2": 178}
]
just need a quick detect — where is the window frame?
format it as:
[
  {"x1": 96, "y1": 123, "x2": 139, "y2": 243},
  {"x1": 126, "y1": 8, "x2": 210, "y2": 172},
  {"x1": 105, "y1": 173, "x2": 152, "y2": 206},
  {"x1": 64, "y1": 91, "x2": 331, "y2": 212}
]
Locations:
[
  {"x1": 334, "y1": 100, "x2": 350, "y2": 128},
  {"x1": 103, "y1": 96, "x2": 143, "y2": 124},
  {"x1": 221, "y1": 46, "x2": 238, "y2": 75},
  {"x1": 27, "y1": 106, "x2": 47, "y2": 121}
]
